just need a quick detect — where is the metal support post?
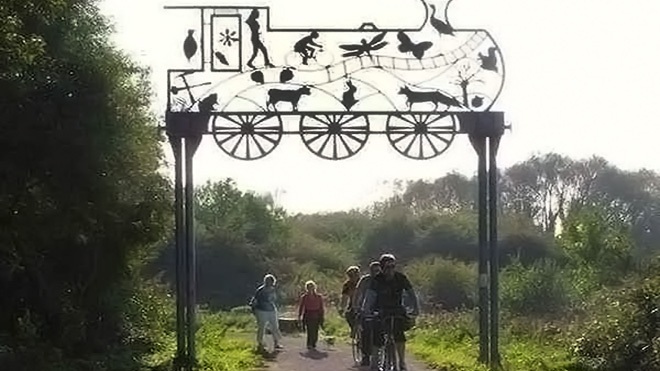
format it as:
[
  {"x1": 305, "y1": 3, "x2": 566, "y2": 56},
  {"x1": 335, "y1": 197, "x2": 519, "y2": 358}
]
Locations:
[{"x1": 488, "y1": 135, "x2": 502, "y2": 368}]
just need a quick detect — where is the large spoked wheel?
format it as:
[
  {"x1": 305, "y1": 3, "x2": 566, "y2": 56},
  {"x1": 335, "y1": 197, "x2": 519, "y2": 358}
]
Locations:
[
  {"x1": 386, "y1": 113, "x2": 457, "y2": 160},
  {"x1": 299, "y1": 113, "x2": 369, "y2": 160},
  {"x1": 212, "y1": 113, "x2": 283, "y2": 160},
  {"x1": 351, "y1": 326, "x2": 362, "y2": 365}
]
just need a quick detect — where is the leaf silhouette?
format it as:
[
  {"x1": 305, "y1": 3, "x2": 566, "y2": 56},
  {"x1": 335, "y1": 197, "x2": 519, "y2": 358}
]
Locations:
[{"x1": 214, "y1": 51, "x2": 229, "y2": 66}]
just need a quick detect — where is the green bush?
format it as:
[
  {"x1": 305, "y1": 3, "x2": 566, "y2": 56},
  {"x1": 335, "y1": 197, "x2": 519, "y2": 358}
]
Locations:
[
  {"x1": 405, "y1": 257, "x2": 477, "y2": 310},
  {"x1": 501, "y1": 259, "x2": 575, "y2": 316},
  {"x1": 195, "y1": 312, "x2": 263, "y2": 371},
  {"x1": 572, "y1": 274, "x2": 660, "y2": 371}
]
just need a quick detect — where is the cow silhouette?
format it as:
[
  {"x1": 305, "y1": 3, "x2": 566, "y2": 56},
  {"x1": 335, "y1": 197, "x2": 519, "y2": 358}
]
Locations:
[{"x1": 267, "y1": 86, "x2": 312, "y2": 111}]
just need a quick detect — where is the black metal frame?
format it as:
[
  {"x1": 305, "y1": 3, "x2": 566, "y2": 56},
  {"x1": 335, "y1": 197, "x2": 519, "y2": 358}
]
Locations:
[{"x1": 162, "y1": 2, "x2": 507, "y2": 369}]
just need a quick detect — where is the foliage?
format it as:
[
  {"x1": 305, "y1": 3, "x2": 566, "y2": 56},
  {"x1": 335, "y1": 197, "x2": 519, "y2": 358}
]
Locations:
[
  {"x1": 572, "y1": 266, "x2": 660, "y2": 371},
  {"x1": 560, "y1": 206, "x2": 634, "y2": 286},
  {"x1": 0, "y1": 0, "x2": 171, "y2": 368},
  {"x1": 153, "y1": 179, "x2": 288, "y2": 310},
  {"x1": 405, "y1": 257, "x2": 477, "y2": 310},
  {"x1": 409, "y1": 312, "x2": 584, "y2": 371},
  {"x1": 501, "y1": 259, "x2": 576, "y2": 316},
  {"x1": 290, "y1": 211, "x2": 370, "y2": 254},
  {"x1": 361, "y1": 206, "x2": 416, "y2": 262},
  {"x1": 195, "y1": 312, "x2": 263, "y2": 371},
  {"x1": 408, "y1": 312, "x2": 486, "y2": 371}
]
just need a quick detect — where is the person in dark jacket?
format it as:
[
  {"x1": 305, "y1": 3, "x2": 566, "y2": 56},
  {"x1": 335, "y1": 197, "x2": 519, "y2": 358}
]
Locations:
[{"x1": 249, "y1": 274, "x2": 283, "y2": 350}]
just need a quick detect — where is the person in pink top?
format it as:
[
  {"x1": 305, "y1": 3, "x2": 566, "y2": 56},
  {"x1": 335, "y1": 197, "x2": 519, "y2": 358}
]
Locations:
[{"x1": 298, "y1": 280, "x2": 325, "y2": 350}]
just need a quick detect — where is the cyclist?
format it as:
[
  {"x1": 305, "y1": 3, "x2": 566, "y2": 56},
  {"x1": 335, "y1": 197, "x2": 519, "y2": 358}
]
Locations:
[
  {"x1": 293, "y1": 31, "x2": 322, "y2": 65},
  {"x1": 340, "y1": 265, "x2": 361, "y2": 337},
  {"x1": 353, "y1": 261, "x2": 382, "y2": 366},
  {"x1": 362, "y1": 254, "x2": 419, "y2": 371}
]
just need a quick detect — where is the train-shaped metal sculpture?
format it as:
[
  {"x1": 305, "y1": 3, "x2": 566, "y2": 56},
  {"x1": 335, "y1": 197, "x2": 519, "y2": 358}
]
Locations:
[{"x1": 165, "y1": 0, "x2": 505, "y2": 160}]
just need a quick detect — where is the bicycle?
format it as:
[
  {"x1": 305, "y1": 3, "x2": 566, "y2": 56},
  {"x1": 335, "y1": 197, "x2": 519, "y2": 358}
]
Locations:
[
  {"x1": 351, "y1": 312, "x2": 377, "y2": 365},
  {"x1": 351, "y1": 317, "x2": 362, "y2": 364},
  {"x1": 377, "y1": 313, "x2": 414, "y2": 371},
  {"x1": 284, "y1": 48, "x2": 334, "y2": 69}
]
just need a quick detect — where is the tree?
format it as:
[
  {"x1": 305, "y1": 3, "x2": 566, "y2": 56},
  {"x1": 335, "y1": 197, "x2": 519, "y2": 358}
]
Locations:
[
  {"x1": 152, "y1": 179, "x2": 290, "y2": 309},
  {"x1": 501, "y1": 153, "x2": 577, "y2": 233},
  {"x1": 396, "y1": 172, "x2": 476, "y2": 215},
  {"x1": 361, "y1": 206, "x2": 416, "y2": 262},
  {"x1": 559, "y1": 206, "x2": 633, "y2": 285},
  {"x1": 0, "y1": 0, "x2": 170, "y2": 365}
]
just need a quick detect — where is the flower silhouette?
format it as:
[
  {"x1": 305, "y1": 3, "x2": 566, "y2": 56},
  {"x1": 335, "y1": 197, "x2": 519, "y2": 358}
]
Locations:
[{"x1": 219, "y1": 28, "x2": 239, "y2": 46}]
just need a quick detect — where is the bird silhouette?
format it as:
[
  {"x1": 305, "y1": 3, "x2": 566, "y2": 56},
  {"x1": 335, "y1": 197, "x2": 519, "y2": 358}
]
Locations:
[
  {"x1": 198, "y1": 93, "x2": 218, "y2": 112},
  {"x1": 341, "y1": 80, "x2": 359, "y2": 110},
  {"x1": 478, "y1": 47, "x2": 499, "y2": 72},
  {"x1": 427, "y1": 2, "x2": 454, "y2": 36},
  {"x1": 250, "y1": 70, "x2": 265, "y2": 84},
  {"x1": 183, "y1": 30, "x2": 198, "y2": 62}
]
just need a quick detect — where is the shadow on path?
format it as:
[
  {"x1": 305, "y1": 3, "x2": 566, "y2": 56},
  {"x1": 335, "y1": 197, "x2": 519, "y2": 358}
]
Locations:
[{"x1": 299, "y1": 349, "x2": 329, "y2": 360}]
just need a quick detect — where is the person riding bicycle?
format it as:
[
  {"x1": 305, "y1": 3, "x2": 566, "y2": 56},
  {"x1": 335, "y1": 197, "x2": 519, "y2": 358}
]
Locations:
[
  {"x1": 340, "y1": 265, "x2": 361, "y2": 337},
  {"x1": 353, "y1": 261, "x2": 382, "y2": 366},
  {"x1": 362, "y1": 254, "x2": 419, "y2": 371},
  {"x1": 293, "y1": 31, "x2": 322, "y2": 65}
]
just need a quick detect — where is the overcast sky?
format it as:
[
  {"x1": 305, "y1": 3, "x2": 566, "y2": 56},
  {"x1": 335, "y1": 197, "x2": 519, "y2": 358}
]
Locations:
[{"x1": 99, "y1": 0, "x2": 660, "y2": 213}]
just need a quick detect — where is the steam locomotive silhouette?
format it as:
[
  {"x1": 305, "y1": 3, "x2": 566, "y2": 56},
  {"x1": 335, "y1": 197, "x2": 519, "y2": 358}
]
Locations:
[{"x1": 166, "y1": 0, "x2": 505, "y2": 160}]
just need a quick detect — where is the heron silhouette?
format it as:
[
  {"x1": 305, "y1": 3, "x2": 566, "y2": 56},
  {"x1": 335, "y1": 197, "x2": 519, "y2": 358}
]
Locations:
[{"x1": 426, "y1": 1, "x2": 454, "y2": 37}]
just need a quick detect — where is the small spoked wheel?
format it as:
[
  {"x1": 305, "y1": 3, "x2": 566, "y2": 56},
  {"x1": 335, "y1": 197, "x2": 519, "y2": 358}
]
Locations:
[
  {"x1": 212, "y1": 113, "x2": 282, "y2": 160},
  {"x1": 299, "y1": 113, "x2": 369, "y2": 160},
  {"x1": 386, "y1": 113, "x2": 457, "y2": 160}
]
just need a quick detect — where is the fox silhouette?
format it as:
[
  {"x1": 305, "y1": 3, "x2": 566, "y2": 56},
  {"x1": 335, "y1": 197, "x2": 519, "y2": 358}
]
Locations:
[{"x1": 398, "y1": 86, "x2": 462, "y2": 110}]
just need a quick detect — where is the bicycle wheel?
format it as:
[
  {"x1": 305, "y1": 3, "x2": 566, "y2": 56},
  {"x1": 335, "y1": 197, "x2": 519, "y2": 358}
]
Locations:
[
  {"x1": 351, "y1": 327, "x2": 362, "y2": 364},
  {"x1": 383, "y1": 337, "x2": 397, "y2": 371}
]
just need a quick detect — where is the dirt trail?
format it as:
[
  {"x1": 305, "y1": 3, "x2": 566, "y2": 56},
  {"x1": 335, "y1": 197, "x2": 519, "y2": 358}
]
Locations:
[{"x1": 257, "y1": 334, "x2": 432, "y2": 371}]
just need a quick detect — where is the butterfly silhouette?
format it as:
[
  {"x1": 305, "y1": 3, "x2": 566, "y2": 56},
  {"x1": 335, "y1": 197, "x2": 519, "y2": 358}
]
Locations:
[{"x1": 397, "y1": 31, "x2": 432, "y2": 60}]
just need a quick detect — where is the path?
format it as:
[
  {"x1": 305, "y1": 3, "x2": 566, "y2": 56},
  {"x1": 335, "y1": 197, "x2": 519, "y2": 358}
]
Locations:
[{"x1": 258, "y1": 334, "x2": 431, "y2": 371}]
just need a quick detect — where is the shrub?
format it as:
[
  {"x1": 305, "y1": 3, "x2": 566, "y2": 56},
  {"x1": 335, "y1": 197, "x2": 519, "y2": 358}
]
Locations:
[
  {"x1": 501, "y1": 259, "x2": 575, "y2": 316},
  {"x1": 405, "y1": 257, "x2": 477, "y2": 310},
  {"x1": 572, "y1": 273, "x2": 660, "y2": 371}
]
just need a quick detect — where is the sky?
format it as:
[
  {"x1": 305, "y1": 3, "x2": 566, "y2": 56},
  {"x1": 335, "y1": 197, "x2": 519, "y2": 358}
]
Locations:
[{"x1": 99, "y1": 0, "x2": 660, "y2": 214}]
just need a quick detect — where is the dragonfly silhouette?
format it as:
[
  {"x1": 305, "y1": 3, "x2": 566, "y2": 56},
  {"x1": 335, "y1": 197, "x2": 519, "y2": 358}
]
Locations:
[{"x1": 339, "y1": 32, "x2": 388, "y2": 59}]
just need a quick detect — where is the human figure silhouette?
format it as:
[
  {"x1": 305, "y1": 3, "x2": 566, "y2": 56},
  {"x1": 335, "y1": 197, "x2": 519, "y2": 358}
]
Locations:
[
  {"x1": 246, "y1": 9, "x2": 275, "y2": 69},
  {"x1": 293, "y1": 31, "x2": 322, "y2": 65}
]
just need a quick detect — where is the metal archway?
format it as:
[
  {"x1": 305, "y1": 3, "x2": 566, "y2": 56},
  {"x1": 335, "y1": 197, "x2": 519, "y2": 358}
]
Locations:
[{"x1": 162, "y1": 2, "x2": 507, "y2": 370}]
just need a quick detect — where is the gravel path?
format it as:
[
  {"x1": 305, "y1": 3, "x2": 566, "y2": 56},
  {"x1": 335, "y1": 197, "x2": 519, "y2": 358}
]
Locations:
[{"x1": 257, "y1": 334, "x2": 431, "y2": 371}]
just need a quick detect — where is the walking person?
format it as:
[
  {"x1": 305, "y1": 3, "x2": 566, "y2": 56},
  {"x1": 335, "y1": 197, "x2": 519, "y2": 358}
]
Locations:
[
  {"x1": 297, "y1": 280, "x2": 325, "y2": 350},
  {"x1": 249, "y1": 274, "x2": 283, "y2": 351},
  {"x1": 245, "y1": 8, "x2": 275, "y2": 69}
]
